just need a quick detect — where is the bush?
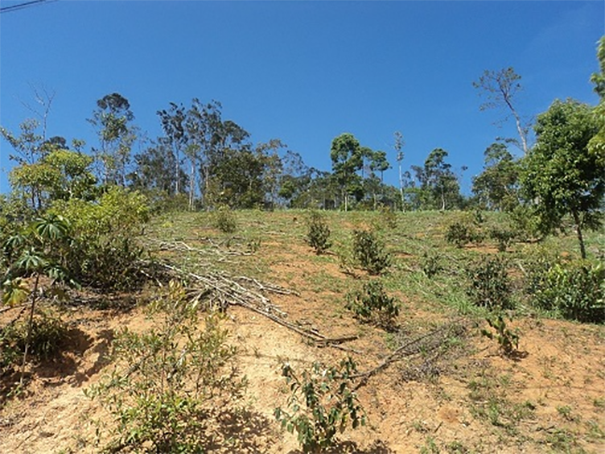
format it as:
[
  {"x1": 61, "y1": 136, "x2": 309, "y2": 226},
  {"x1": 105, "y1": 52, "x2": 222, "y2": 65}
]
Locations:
[
  {"x1": 445, "y1": 219, "x2": 483, "y2": 248},
  {"x1": 352, "y1": 229, "x2": 391, "y2": 275},
  {"x1": 0, "y1": 309, "x2": 70, "y2": 373},
  {"x1": 49, "y1": 187, "x2": 149, "y2": 290},
  {"x1": 305, "y1": 211, "x2": 332, "y2": 255},
  {"x1": 86, "y1": 281, "x2": 246, "y2": 453},
  {"x1": 530, "y1": 260, "x2": 604, "y2": 323},
  {"x1": 212, "y1": 206, "x2": 237, "y2": 233},
  {"x1": 421, "y1": 251, "x2": 442, "y2": 278},
  {"x1": 465, "y1": 255, "x2": 514, "y2": 310},
  {"x1": 346, "y1": 280, "x2": 399, "y2": 330},
  {"x1": 481, "y1": 315, "x2": 520, "y2": 358},
  {"x1": 488, "y1": 226, "x2": 516, "y2": 252},
  {"x1": 274, "y1": 357, "x2": 366, "y2": 453}
]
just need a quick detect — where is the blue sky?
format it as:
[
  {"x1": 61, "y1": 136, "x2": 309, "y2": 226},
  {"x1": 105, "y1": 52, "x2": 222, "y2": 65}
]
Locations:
[{"x1": 1, "y1": 0, "x2": 603, "y2": 195}]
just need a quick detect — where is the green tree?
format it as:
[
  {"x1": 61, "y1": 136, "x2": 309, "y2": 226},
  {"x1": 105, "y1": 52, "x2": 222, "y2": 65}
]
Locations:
[
  {"x1": 88, "y1": 93, "x2": 136, "y2": 186},
  {"x1": 330, "y1": 133, "x2": 363, "y2": 211},
  {"x1": 521, "y1": 99, "x2": 603, "y2": 259},
  {"x1": 472, "y1": 142, "x2": 520, "y2": 211},
  {"x1": 412, "y1": 148, "x2": 462, "y2": 210},
  {"x1": 589, "y1": 36, "x2": 605, "y2": 168}
]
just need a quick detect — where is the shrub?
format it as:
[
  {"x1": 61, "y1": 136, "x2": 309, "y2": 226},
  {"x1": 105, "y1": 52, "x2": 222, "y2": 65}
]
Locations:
[
  {"x1": 212, "y1": 206, "x2": 237, "y2": 233},
  {"x1": 305, "y1": 211, "x2": 332, "y2": 255},
  {"x1": 274, "y1": 357, "x2": 366, "y2": 453},
  {"x1": 481, "y1": 314, "x2": 520, "y2": 357},
  {"x1": 421, "y1": 251, "x2": 442, "y2": 278},
  {"x1": 530, "y1": 260, "x2": 604, "y2": 323},
  {"x1": 445, "y1": 220, "x2": 483, "y2": 248},
  {"x1": 86, "y1": 281, "x2": 246, "y2": 453},
  {"x1": 465, "y1": 255, "x2": 513, "y2": 310},
  {"x1": 49, "y1": 187, "x2": 149, "y2": 290},
  {"x1": 351, "y1": 229, "x2": 391, "y2": 275},
  {"x1": 488, "y1": 226, "x2": 516, "y2": 252},
  {"x1": 346, "y1": 280, "x2": 399, "y2": 330}
]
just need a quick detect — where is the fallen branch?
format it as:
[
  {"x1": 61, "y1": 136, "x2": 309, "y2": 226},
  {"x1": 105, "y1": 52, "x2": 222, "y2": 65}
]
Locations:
[
  {"x1": 154, "y1": 262, "x2": 357, "y2": 348},
  {"x1": 352, "y1": 322, "x2": 468, "y2": 390}
]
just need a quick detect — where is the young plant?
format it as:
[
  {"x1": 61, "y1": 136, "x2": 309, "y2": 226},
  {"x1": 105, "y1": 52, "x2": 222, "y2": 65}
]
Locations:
[
  {"x1": 346, "y1": 280, "x2": 399, "y2": 330},
  {"x1": 465, "y1": 255, "x2": 513, "y2": 310},
  {"x1": 86, "y1": 281, "x2": 246, "y2": 453},
  {"x1": 274, "y1": 357, "x2": 366, "y2": 453},
  {"x1": 1, "y1": 214, "x2": 77, "y2": 382},
  {"x1": 305, "y1": 211, "x2": 332, "y2": 255},
  {"x1": 213, "y1": 206, "x2": 237, "y2": 233},
  {"x1": 351, "y1": 229, "x2": 391, "y2": 275},
  {"x1": 481, "y1": 314, "x2": 520, "y2": 358}
]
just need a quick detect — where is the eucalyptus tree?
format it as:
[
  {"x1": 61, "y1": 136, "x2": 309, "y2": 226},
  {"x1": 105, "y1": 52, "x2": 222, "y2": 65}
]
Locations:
[
  {"x1": 157, "y1": 102, "x2": 187, "y2": 195},
  {"x1": 474, "y1": 67, "x2": 531, "y2": 155},
  {"x1": 521, "y1": 99, "x2": 603, "y2": 259},
  {"x1": 88, "y1": 93, "x2": 136, "y2": 186},
  {"x1": 330, "y1": 133, "x2": 363, "y2": 211},
  {"x1": 394, "y1": 131, "x2": 405, "y2": 210},
  {"x1": 412, "y1": 148, "x2": 461, "y2": 210}
]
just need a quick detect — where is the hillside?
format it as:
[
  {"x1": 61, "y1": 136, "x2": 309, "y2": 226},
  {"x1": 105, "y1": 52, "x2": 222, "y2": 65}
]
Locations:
[{"x1": 1, "y1": 210, "x2": 604, "y2": 454}]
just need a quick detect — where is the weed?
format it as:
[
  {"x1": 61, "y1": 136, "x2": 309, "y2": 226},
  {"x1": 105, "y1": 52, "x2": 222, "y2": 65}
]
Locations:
[
  {"x1": 274, "y1": 357, "x2": 366, "y2": 453},
  {"x1": 420, "y1": 436, "x2": 440, "y2": 454}
]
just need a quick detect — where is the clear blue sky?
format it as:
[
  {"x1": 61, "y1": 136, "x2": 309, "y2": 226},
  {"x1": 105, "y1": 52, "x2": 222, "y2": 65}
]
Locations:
[{"x1": 1, "y1": 0, "x2": 603, "y2": 195}]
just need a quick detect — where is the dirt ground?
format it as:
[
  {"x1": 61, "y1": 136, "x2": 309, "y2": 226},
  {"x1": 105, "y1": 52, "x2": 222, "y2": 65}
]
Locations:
[{"x1": 1, "y1": 225, "x2": 604, "y2": 453}]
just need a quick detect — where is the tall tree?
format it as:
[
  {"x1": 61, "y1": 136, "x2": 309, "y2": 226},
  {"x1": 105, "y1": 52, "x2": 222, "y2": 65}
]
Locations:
[
  {"x1": 472, "y1": 142, "x2": 519, "y2": 211},
  {"x1": 521, "y1": 99, "x2": 603, "y2": 259},
  {"x1": 589, "y1": 36, "x2": 605, "y2": 168},
  {"x1": 413, "y1": 148, "x2": 461, "y2": 210},
  {"x1": 88, "y1": 93, "x2": 135, "y2": 186},
  {"x1": 474, "y1": 67, "x2": 530, "y2": 155},
  {"x1": 330, "y1": 133, "x2": 363, "y2": 211},
  {"x1": 157, "y1": 102, "x2": 187, "y2": 195},
  {"x1": 394, "y1": 132, "x2": 405, "y2": 210}
]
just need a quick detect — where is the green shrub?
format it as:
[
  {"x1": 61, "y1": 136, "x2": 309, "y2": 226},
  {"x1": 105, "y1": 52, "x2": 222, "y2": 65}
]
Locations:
[
  {"x1": 531, "y1": 260, "x2": 604, "y2": 323},
  {"x1": 49, "y1": 187, "x2": 149, "y2": 290},
  {"x1": 274, "y1": 357, "x2": 366, "y2": 453},
  {"x1": 465, "y1": 255, "x2": 513, "y2": 310},
  {"x1": 488, "y1": 226, "x2": 516, "y2": 252},
  {"x1": 305, "y1": 211, "x2": 332, "y2": 255},
  {"x1": 445, "y1": 220, "x2": 483, "y2": 248},
  {"x1": 351, "y1": 229, "x2": 391, "y2": 275},
  {"x1": 481, "y1": 314, "x2": 520, "y2": 357},
  {"x1": 212, "y1": 206, "x2": 237, "y2": 233},
  {"x1": 421, "y1": 251, "x2": 442, "y2": 278},
  {"x1": 0, "y1": 309, "x2": 70, "y2": 372},
  {"x1": 86, "y1": 281, "x2": 246, "y2": 453},
  {"x1": 346, "y1": 280, "x2": 399, "y2": 330}
]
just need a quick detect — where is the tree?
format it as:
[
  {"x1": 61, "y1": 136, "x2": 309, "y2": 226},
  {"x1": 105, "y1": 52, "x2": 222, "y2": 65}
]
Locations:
[
  {"x1": 88, "y1": 93, "x2": 136, "y2": 186},
  {"x1": 130, "y1": 138, "x2": 188, "y2": 195},
  {"x1": 521, "y1": 99, "x2": 603, "y2": 259},
  {"x1": 330, "y1": 133, "x2": 363, "y2": 211},
  {"x1": 474, "y1": 67, "x2": 530, "y2": 154},
  {"x1": 157, "y1": 103, "x2": 187, "y2": 195},
  {"x1": 394, "y1": 132, "x2": 405, "y2": 210},
  {"x1": 472, "y1": 142, "x2": 520, "y2": 211},
  {"x1": 589, "y1": 36, "x2": 605, "y2": 168},
  {"x1": 413, "y1": 148, "x2": 461, "y2": 210}
]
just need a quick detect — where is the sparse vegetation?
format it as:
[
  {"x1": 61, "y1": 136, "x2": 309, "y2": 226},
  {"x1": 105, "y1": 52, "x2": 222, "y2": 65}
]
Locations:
[{"x1": 274, "y1": 357, "x2": 366, "y2": 453}]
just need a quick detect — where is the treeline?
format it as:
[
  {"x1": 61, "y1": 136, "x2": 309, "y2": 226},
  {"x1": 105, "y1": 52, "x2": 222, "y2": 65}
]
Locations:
[{"x1": 1, "y1": 39, "x2": 604, "y2": 232}]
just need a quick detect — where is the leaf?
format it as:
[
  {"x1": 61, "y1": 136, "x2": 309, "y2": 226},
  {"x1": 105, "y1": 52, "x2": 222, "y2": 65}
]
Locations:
[{"x1": 2, "y1": 278, "x2": 29, "y2": 306}]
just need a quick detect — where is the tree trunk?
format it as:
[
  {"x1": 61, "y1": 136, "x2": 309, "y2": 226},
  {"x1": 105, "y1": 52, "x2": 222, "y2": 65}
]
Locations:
[
  {"x1": 572, "y1": 211, "x2": 587, "y2": 259},
  {"x1": 21, "y1": 273, "x2": 40, "y2": 384}
]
